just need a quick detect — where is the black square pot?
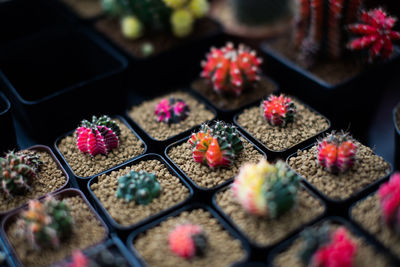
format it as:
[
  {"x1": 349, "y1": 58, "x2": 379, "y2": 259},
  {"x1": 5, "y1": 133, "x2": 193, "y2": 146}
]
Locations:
[
  {"x1": 0, "y1": 26, "x2": 128, "y2": 142},
  {"x1": 260, "y1": 43, "x2": 400, "y2": 141},
  {"x1": 0, "y1": 91, "x2": 16, "y2": 153}
]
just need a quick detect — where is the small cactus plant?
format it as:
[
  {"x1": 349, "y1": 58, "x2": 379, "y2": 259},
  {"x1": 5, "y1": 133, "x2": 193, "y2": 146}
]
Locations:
[
  {"x1": 188, "y1": 121, "x2": 244, "y2": 168},
  {"x1": 155, "y1": 98, "x2": 190, "y2": 124},
  {"x1": 293, "y1": 0, "x2": 364, "y2": 67},
  {"x1": 263, "y1": 94, "x2": 297, "y2": 127},
  {"x1": 116, "y1": 170, "x2": 161, "y2": 205},
  {"x1": 347, "y1": 8, "x2": 400, "y2": 63},
  {"x1": 75, "y1": 115, "x2": 121, "y2": 157},
  {"x1": 101, "y1": 0, "x2": 209, "y2": 40},
  {"x1": 231, "y1": 159, "x2": 300, "y2": 218},
  {"x1": 169, "y1": 224, "x2": 207, "y2": 259},
  {"x1": 298, "y1": 225, "x2": 358, "y2": 267},
  {"x1": 317, "y1": 131, "x2": 357, "y2": 174},
  {"x1": 18, "y1": 197, "x2": 73, "y2": 250},
  {"x1": 200, "y1": 42, "x2": 263, "y2": 96},
  {"x1": 0, "y1": 151, "x2": 42, "y2": 198},
  {"x1": 64, "y1": 247, "x2": 128, "y2": 267},
  {"x1": 378, "y1": 173, "x2": 400, "y2": 233}
]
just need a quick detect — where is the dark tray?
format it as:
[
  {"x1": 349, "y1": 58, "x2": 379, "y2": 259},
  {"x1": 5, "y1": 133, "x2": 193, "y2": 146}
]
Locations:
[
  {"x1": 164, "y1": 130, "x2": 267, "y2": 193},
  {"x1": 0, "y1": 188, "x2": 109, "y2": 267},
  {"x1": 233, "y1": 96, "x2": 331, "y2": 161},
  {"x1": 87, "y1": 153, "x2": 194, "y2": 233},
  {"x1": 286, "y1": 143, "x2": 392, "y2": 208},
  {"x1": 54, "y1": 115, "x2": 147, "y2": 181},
  {"x1": 393, "y1": 103, "x2": 400, "y2": 170},
  {"x1": 0, "y1": 26, "x2": 128, "y2": 142},
  {"x1": 0, "y1": 145, "x2": 70, "y2": 218},
  {"x1": 0, "y1": 91, "x2": 16, "y2": 153},
  {"x1": 212, "y1": 183, "x2": 327, "y2": 250},
  {"x1": 267, "y1": 216, "x2": 399, "y2": 266},
  {"x1": 127, "y1": 203, "x2": 251, "y2": 266}
]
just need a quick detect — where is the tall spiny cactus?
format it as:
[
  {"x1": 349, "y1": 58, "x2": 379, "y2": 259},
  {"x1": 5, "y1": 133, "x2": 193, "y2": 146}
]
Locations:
[{"x1": 293, "y1": 0, "x2": 363, "y2": 66}]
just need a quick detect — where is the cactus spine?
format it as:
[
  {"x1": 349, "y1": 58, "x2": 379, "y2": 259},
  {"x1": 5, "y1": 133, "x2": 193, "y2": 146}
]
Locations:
[
  {"x1": 189, "y1": 121, "x2": 243, "y2": 168},
  {"x1": 231, "y1": 159, "x2": 300, "y2": 218},
  {"x1": 116, "y1": 170, "x2": 161, "y2": 205},
  {"x1": 18, "y1": 197, "x2": 73, "y2": 250},
  {"x1": 169, "y1": 224, "x2": 207, "y2": 259},
  {"x1": 0, "y1": 151, "x2": 42, "y2": 198}
]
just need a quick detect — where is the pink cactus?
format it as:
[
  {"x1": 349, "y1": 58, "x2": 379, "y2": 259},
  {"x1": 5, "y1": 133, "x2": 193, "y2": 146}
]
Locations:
[
  {"x1": 201, "y1": 42, "x2": 262, "y2": 96},
  {"x1": 311, "y1": 227, "x2": 358, "y2": 267},
  {"x1": 75, "y1": 115, "x2": 121, "y2": 157},
  {"x1": 155, "y1": 98, "x2": 190, "y2": 124},
  {"x1": 263, "y1": 94, "x2": 296, "y2": 127},
  {"x1": 347, "y1": 8, "x2": 400, "y2": 62},
  {"x1": 169, "y1": 224, "x2": 207, "y2": 259},
  {"x1": 378, "y1": 172, "x2": 400, "y2": 231}
]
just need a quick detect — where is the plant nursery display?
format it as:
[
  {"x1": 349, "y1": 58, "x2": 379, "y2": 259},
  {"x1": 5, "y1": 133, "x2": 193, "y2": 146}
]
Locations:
[
  {"x1": 0, "y1": 147, "x2": 68, "y2": 215},
  {"x1": 236, "y1": 94, "x2": 330, "y2": 152},
  {"x1": 192, "y1": 42, "x2": 277, "y2": 111},
  {"x1": 273, "y1": 222, "x2": 393, "y2": 267},
  {"x1": 128, "y1": 91, "x2": 214, "y2": 141},
  {"x1": 57, "y1": 115, "x2": 145, "y2": 178},
  {"x1": 168, "y1": 120, "x2": 264, "y2": 188},
  {"x1": 215, "y1": 159, "x2": 324, "y2": 246},
  {"x1": 288, "y1": 131, "x2": 391, "y2": 200}
]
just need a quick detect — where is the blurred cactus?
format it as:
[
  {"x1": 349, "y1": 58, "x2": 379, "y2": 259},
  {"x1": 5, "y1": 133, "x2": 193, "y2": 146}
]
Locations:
[
  {"x1": 155, "y1": 98, "x2": 190, "y2": 124},
  {"x1": 64, "y1": 246, "x2": 128, "y2": 267},
  {"x1": 378, "y1": 172, "x2": 400, "y2": 233},
  {"x1": 169, "y1": 224, "x2": 207, "y2": 259},
  {"x1": 116, "y1": 170, "x2": 161, "y2": 205}
]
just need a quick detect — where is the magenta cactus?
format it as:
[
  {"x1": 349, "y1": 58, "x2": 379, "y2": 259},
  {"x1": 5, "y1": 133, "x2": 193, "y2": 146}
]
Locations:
[
  {"x1": 155, "y1": 98, "x2": 190, "y2": 124},
  {"x1": 347, "y1": 8, "x2": 400, "y2": 62},
  {"x1": 168, "y1": 224, "x2": 207, "y2": 259},
  {"x1": 378, "y1": 172, "x2": 400, "y2": 233},
  {"x1": 263, "y1": 94, "x2": 296, "y2": 127},
  {"x1": 75, "y1": 115, "x2": 121, "y2": 157}
]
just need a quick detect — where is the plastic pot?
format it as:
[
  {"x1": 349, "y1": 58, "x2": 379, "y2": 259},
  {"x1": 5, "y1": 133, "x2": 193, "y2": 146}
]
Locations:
[
  {"x1": 0, "y1": 26, "x2": 128, "y2": 142},
  {"x1": 87, "y1": 153, "x2": 194, "y2": 233},
  {"x1": 0, "y1": 188, "x2": 109, "y2": 267},
  {"x1": 0, "y1": 91, "x2": 16, "y2": 153}
]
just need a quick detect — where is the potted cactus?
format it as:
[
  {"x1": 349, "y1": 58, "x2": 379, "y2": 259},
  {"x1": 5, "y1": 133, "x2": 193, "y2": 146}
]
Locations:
[
  {"x1": 89, "y1": 155, "x2": 191, "y2": 228},
  {"x1": 261, "y1": 1, "x2": 400, "y2": 133},
  {"x1": 56, "y1": 115, "x2": 145, "y2": 179},
  {"x1": 235, "y1": 93, "x2": 330, "y2": 154},
  {"x1": 127, "y1": 91, "x2": 215, "y2": 141},
  {"x1": 272, "y1": 221, "x2": 394, "y2": 267},
  {"x1": 0, "y1": 146, "x2": 69, "y2": 216},
  {"x1": 287, "y1": 130, "x2": 391, "y2": 201},
  {"x1": 130, "y1": 206, "x2": 247, "y2": 266},
  {"x1": 167, "y1": 120, "x2": 265, "y2": 189},
  {"x1": 191, "y1": 42, "x2": 277, "y2": 112},
  {"x1": 2, "y1": 189, "x2": 108, "y2": 267},
  {"x1": 351, "y1": 172, "x2": 400, "y2": 257},
  {"x1": 215, "y1": 159, "x2": 325, "y2": 247}
]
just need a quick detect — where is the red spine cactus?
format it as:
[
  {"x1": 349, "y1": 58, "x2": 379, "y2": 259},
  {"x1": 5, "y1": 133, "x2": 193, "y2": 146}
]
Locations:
[
  {"x1": 378, "y1": 173, "x2": 400, "y2": 233},
  {"x1": 75, "y1": 115, "x2": 121, "y2": 157},
  {"x1": 347, "y1": 8, "x2": 400, "y2": 62},
  {"x1": 155, "y1": 98, "x2": 190, "y2": 124},
  {"x1": 263, "y1": 94, "x2": 296, "y2": 127},
  {"x1": 317, "y1": 132, "x2": 357, "y2": 174},
  {"x1": 169, "y1": 224, "x2": 207, "y2": 259},
  {"x1": 188, "y1": 121, "x2": 244, "y2": 168},
  {"x1": 200, "y1": 42, "x2": 262, "y2": 96}
]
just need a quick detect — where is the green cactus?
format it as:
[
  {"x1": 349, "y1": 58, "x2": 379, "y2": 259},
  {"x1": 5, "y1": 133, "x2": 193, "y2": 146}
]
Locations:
[
  {"x1": 0, "y1": 151, "x2": 42, "y2": 198},
  {"x1": 81, "y1": 115, "x2": 121, "y2": 137},
  {"x1": 116, "y1": 170, "x2": 161, "y2": 205},
  {"x1": 207, "y1": 121, "x2": 244, "y2": 157}
]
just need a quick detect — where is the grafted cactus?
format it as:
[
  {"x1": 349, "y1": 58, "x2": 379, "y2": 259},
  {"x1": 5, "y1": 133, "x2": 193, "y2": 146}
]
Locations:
[
  {"x1": 169, "y1": 224, "x2": 207, "y2": 259},
  {"x1": 155, "y1": 98, "x2": 190, "y2": 124},
  {"x1": 378, "y1": 173, "x2": 400, "y2": 233},
  {"x1": 263, "y1": 94, "x2": 296, "y2": 127}
]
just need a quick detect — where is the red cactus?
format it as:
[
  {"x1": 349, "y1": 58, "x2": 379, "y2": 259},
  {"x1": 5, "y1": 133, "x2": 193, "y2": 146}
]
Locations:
[
  {"x1": 347, "y1": 8, "x2": 400, "y2": 62},
  {"x1": 201, "y1": 42, "x2": 262, "y2": 96},
  {"x1": 155, "y1": 98, "x2": 190, "y2": 124},
  {"x1": 378, "y1": 173, "x2": 400, "y2": 231},
  {"x1": 169, "y1": 224, "x2": 207, "y2": 259},
  {"x1": 263, "y1": 94, "x2": 296, "y2": 127},
  {"x1": 76, "y1": 115, "x2": 120, "y2": 157},
  {"x1": 311, "y1": 227, "x2": 357, "y2": 267},
  {"x1": 317, "y1": 132, "x2": 357, "y2": 174}
]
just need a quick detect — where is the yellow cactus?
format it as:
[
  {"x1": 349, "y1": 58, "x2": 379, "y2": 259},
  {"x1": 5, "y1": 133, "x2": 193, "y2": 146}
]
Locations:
[
  {"x1": 121, "y1": 15, "x2": 143, "y2": 39},
  {"x1": 171, "y1": 9, "x2": 194, "y2": 37},
  {"x1": 188, "y1": 0, "x2": 209, "y2": 18},
  {"x1": 163, "y1": 0, "x2": 188, "y2": 9}
]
